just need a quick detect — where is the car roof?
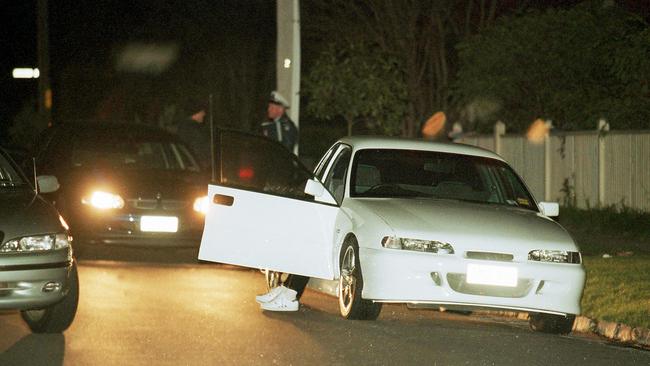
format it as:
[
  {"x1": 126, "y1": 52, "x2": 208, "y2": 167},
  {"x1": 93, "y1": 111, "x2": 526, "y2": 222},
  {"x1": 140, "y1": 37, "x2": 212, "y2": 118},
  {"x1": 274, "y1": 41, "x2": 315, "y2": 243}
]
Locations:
[
  {"x1": 52, "y1": 122, "x2": 178, "y2": 142},
  {"x1": 337, "y1": 136, "x2": 504, "y2": 161}
]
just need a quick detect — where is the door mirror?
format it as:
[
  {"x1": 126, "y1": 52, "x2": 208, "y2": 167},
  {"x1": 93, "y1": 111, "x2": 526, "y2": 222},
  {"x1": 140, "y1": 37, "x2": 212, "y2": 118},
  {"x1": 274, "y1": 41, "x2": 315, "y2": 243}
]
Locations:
[
  {"x1": 304, "y1": 179, "x2": 337, "y2": 205},
  {"x1": 538, "y1": 202, "x2": 559, "y2": 217},
  {"x1": 37, "y1": 175, "x2": 60, "y2": 194}
]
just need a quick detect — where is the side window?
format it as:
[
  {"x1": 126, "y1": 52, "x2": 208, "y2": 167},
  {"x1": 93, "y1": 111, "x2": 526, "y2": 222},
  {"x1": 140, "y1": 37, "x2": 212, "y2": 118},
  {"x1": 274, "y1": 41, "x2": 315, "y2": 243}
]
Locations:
[
  {"x1": 323, "y1": 147, "x2": 351, "y2": 203},
  {"x1": 219, "y1": 131, "x2": 313, "y2": 200}
]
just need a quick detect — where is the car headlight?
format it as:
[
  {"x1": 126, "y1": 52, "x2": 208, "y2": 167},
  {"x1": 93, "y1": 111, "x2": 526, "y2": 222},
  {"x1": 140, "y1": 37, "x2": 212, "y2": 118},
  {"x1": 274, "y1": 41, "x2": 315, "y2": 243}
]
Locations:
[
  {"x1": 381, "y1": 236, "x2": 455, "y2": 254},
  {"x1": 528, "y1": 249, "x2": 581, "y2": 264},
  {"x1": 81, "y1": 191, "x2": 125, "y2": 210},
  {"x1": 1, "y1": 233, "x2": 71, "y2": 252},
  {"x1": 193, "y1": 196, "x2": 209, "y2": 215}
]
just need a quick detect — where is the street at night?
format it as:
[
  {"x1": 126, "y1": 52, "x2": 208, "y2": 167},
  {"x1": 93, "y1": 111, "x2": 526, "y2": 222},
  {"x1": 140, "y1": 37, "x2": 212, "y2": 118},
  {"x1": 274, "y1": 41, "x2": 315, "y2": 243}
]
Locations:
[
  {"x1": 3, "y1": 1, "x2": 650, "y2": 365},
  {"x1": 0, "y1": 247, "x2": 648, "y2": 366}
]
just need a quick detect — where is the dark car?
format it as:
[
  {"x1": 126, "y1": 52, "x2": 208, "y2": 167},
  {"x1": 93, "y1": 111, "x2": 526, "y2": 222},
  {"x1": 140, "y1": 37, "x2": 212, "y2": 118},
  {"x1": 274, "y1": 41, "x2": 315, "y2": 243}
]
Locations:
[
  {"x1": 33, "y1": 123, "x2": 208, "y2": 248},
  {"x1": 0, "y1": 147, "x2": 78, "y2": 333}
]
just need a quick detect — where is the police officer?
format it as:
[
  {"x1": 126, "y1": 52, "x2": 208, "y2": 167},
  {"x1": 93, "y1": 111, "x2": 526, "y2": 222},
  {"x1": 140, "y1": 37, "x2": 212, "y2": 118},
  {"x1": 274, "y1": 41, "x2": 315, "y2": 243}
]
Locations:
[{"x1": 260, "y1": 91, "x2": 298, "y2": 153}]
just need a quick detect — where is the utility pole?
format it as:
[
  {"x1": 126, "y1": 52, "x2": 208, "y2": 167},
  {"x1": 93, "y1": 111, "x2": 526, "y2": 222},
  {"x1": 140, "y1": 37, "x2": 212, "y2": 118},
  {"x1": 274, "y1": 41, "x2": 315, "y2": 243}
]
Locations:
[
  {"x1": 276, "y1": 0, "x2": 301, "y2": 155},
  {"x1": 37, "y1": 0, "x2": 52, "y2": 127}
]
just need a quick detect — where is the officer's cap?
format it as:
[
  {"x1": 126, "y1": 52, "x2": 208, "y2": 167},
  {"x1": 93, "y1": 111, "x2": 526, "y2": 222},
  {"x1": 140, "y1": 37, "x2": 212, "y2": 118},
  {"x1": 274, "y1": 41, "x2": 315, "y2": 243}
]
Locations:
[{"x1": 269, "y1": 91, "x2": 290, "y2": 108}]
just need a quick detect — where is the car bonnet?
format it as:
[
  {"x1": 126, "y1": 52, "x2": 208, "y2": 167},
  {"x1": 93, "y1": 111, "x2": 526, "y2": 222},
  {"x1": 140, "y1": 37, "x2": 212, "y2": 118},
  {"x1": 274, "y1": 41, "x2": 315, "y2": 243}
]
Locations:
[
  {"x1": 350, "y1": 197, "x2": 577, "y2": 255},
  {"x1": 0, "y1": 188, "x2": 62, "y2": 245}
]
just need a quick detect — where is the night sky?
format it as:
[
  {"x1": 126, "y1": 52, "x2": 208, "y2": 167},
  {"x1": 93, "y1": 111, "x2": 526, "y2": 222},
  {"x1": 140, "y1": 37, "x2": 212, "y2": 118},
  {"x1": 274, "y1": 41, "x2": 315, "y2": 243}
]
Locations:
[
  {"x1": 1, "y1": 0, "x2": 275, "y2": 145},
  {"x1": 2, "y1": 1, "x2": 649, "y2": 148}
]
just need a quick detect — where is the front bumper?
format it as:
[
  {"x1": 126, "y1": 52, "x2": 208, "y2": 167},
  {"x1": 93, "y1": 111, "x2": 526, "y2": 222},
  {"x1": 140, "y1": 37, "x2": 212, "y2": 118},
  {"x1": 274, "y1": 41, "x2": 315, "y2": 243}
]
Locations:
[
  {"x1": 360, "y1": 247, "x2": 585, "y2": 316},
  {"x1": 73, "y1": 210, "x2": 203, "y2": 247},
  {"x1": 0, "y1": 252, "x2": 74, "y2": 310}
]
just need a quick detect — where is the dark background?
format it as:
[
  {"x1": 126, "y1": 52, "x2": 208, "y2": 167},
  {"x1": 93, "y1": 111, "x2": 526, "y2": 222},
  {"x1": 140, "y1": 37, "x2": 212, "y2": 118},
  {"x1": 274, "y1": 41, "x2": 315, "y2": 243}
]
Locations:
[
  {"x1": 2, "y1": 1, "x2": 649, "y2": 156},
  {"x1": 1, "y1": 0, "x2": 276, "y2": 146}
]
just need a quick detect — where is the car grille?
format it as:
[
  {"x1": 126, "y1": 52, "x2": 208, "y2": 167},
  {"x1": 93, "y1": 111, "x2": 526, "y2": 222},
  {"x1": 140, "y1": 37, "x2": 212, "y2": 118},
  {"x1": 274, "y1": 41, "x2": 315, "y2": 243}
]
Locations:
[
  {"x1": 465, "y1": 251, "x2": 514, "y2": 262},
  {"x1": 129, "y1": 199, "x2": 188, "y2": 211},
  {"x1": 446, "y1": 273, "x2": 533, "y2": 298}
]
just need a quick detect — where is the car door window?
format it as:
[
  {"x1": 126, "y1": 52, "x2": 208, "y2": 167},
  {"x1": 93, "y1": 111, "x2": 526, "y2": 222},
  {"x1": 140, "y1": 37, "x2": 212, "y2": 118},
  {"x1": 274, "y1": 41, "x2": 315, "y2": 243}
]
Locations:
[
  {"x1": 218, "y1": 130, "x2": 313, "y2": 200},
  {"x1": 322, "y1": 147, "x2": 351, "y2": 203}
]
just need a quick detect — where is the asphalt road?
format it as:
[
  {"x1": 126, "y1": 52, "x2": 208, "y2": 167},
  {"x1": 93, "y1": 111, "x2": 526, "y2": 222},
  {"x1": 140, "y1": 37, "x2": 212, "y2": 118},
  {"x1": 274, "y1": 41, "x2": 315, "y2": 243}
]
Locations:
[{"x1": 0, "y1": 246, "x2": 648, "y2": 366}]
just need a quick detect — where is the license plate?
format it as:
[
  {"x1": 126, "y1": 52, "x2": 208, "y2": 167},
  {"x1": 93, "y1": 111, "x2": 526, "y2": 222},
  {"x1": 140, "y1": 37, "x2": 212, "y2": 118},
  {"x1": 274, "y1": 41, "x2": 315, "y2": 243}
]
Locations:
[
  {"x1": 466, "y1": 264, "x2": 518, "y2": 287},
  {"x1": 140, "y1": 216, "x2": 179, "y2": 233}
]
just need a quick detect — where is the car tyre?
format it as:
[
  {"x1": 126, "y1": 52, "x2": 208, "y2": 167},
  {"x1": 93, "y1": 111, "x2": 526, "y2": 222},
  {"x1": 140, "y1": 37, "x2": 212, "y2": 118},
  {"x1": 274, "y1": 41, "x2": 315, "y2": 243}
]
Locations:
[
  {"x1": 338, "y1": 237, "x2": 382, "y2": 320},
  {"x1": 529, "y1": 313, "x2": 575, "y2": 334},
  {"x1": 265, "y1": 271, "x2": 309, "y2": 300},
  {"x1": 21, "y1": 262, "x2": 79, "y2": 333}
]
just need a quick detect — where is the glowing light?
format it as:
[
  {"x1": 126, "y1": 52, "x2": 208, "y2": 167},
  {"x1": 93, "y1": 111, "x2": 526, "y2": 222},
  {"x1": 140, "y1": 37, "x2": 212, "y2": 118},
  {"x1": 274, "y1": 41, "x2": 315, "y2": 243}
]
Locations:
[
  {"x1": 526, "y1": 119, "x2": 551, "y2": 144},
  {"x1": 283, "y1": 58, "x2": 291, "y2": 68},
  {"x1": 466, "y1": 264, "x2": 518, "y2": 287},
  {"x1": 238, "y1": 167, "x2": 255, "y2": 180},
  {"x1": 82, "y1": 191, "x2": 125, "y2": 210},
  {"x1": 140, "y1": 216, "x2": 178, "y2": 233},
  {"x1": 422, "y1": 112, "x2": 446, "y2": 139},
  {"x1": 193, "y1": 196, "x2": 209, "y2": 215},
  {"x1": 12, "y1": 68, "x2": 40, "y2": 79}
]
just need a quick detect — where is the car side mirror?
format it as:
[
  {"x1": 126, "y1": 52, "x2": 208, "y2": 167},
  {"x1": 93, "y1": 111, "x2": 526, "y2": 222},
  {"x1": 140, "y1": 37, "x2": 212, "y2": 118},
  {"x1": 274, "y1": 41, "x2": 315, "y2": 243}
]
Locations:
[
  {"x1": 538, "y1": 202, "x2": 559, "y2": 217},
  {"x1": 37, "y1": 175, "x2": 60, "y2": 194},
  {"x1": 304, "y1": 178, "x2": 337, "y2": 205}
]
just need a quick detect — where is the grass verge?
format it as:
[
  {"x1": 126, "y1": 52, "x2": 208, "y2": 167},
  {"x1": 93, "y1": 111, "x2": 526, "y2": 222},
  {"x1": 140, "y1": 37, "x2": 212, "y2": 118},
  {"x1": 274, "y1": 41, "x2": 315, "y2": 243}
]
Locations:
[{"x1": 581, "y1": 255, "x2": 650, "y2": 329}]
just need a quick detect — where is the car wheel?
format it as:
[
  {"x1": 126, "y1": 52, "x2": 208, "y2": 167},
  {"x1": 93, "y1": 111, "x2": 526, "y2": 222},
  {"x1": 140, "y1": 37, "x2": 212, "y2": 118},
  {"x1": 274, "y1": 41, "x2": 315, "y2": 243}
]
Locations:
[
  {"x1": 338, "y1": 237, "x2": 382, "y2": 320},
  {"x1": 265, "y1": 271, "x2": 309, "y2": 300},
  {"x1": 21, "y1": 262, "x2": 79, "y2": 333},
  {"x1": 529, "y1": 313, "x2": 575, "y2": 334}
]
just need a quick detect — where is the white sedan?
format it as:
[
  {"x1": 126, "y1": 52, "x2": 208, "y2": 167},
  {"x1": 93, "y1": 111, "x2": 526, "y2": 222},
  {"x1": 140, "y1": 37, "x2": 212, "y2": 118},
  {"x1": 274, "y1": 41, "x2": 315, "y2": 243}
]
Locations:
[{"x1": 199, "y1": 132, "x2": 585, "y2": 334}]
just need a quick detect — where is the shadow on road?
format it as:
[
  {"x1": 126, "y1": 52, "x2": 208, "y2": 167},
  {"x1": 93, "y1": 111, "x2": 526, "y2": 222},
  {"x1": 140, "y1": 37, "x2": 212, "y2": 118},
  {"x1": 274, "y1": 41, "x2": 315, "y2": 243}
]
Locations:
[
  {"x1": 0, "y1": 334, "x2": 65, "y2": 366},
  {"x1": 75, "y1": 241, "x2": 200, "y2": 264}
]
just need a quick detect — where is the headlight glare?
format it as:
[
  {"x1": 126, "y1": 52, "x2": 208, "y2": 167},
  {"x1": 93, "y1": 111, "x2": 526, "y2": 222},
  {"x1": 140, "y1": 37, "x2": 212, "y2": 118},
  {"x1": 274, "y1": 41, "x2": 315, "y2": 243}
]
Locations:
[
  {"x1": 528, "y1": 249, "x2": 581, "y2": 264},
  {"x1": 1, "y1": 235, "x2": 54, "y2": 252},
  {"x1": 55, "y1": 233, "x2": 72, "y2": 249},
  {"x1": 193, "y1": 196, "x2": 209, "y2": 214},
  {"x1": 1, "y1": 233, "x2": 71, "y2": 252},
  {"x1": 381, "y1": 236, "x2": 454, "y2": 254},
  {"x1": 82, "y1": 191, "x2": 125, "y2": 210}
]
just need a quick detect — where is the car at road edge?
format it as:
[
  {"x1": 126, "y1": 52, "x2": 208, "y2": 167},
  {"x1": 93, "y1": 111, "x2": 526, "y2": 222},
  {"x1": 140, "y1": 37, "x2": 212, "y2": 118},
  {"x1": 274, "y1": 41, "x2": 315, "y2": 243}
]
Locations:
[
  {"x1": 0, "y1": 147, "x2": 78, "y2": 333},
  {"x1": 199, "y1": 132, "x2": 586, "y2": 334}
]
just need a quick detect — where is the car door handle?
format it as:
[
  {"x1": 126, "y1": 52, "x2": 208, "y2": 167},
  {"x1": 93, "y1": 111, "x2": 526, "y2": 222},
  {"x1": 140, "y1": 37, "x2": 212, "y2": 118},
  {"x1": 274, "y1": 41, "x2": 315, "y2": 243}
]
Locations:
[{"x1": 213, "y1": 194, "x2": 234, "y2": 206}]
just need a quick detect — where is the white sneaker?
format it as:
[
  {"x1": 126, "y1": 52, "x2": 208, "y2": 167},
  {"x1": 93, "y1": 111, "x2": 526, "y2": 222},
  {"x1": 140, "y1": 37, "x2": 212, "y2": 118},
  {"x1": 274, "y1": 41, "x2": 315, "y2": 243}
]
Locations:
[
  {"x1": 255, "y1": 286, "x2": 297, "y2": 304},
  {"x1": 260, "y1": 294, "x2": 299, "y2": 312}
]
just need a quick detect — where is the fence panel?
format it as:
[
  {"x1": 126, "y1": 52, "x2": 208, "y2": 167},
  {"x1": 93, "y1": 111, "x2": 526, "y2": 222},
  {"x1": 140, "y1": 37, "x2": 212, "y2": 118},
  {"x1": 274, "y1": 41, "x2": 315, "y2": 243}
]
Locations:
[
  {"x1": 457, "y1": 129, "x2": 650, "y2": 211},
  {"x1": 605, "y1": 134, "x2": 633, "y2": 207},
  {"x1": 632, "y1": 134, "x2": 650, "y2": 210}
]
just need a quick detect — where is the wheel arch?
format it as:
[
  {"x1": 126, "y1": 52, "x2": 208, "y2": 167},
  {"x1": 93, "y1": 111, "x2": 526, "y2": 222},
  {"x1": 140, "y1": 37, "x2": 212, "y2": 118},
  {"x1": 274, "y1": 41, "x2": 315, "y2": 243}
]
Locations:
[{"x1": 332, "y1": 232, "x2": 357, "y2": 279}]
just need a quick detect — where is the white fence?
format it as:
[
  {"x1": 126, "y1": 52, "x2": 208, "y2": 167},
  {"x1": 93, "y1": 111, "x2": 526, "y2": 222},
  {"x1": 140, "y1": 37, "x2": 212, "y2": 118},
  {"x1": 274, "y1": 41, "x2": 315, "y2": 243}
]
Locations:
[{"x1": 457, "y1": 123, "x2": 650, "y2": 211}]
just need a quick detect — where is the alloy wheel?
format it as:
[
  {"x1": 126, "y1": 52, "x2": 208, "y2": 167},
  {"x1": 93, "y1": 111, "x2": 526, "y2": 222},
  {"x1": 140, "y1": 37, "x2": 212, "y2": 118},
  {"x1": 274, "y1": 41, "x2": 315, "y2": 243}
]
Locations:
[{"x1": 339, "y1": 245, "x2": 357, "y2": 315}]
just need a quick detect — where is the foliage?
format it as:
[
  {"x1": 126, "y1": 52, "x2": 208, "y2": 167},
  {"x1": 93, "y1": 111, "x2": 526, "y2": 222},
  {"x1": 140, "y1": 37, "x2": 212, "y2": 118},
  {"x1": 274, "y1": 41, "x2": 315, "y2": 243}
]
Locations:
[
  {"x1": 303, "y1": 41, "x2": 407, "y2": 136},
  {"x1": 302, "y1": 0, "x2": 512, "y2": 136},
  {"x1": 559, "y1": 205, "x2": 650, "y2": 255},
  {"x1": 454, "y1": 2, "x2": 650, "y2": 132}
]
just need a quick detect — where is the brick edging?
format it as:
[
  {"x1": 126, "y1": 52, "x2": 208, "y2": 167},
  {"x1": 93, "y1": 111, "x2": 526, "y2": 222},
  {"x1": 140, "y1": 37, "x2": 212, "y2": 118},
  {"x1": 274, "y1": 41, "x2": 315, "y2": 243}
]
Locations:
[{"x1": 481, "y1": 310, "x2": 649, "y2": 349}]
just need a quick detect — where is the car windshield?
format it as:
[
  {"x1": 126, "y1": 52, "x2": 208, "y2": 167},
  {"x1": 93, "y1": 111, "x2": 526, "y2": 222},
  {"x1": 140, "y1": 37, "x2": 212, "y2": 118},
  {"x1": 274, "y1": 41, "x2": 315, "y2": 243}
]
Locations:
[
  {"x1": 71, "y1": 139, "x2": 200, "y2": 172},
  {"x1": 350, "y1": 149, "x2": 537, "y2": 211},
  {"x1": 0, "y1": 151, "x2": 26, "y2": 187}
]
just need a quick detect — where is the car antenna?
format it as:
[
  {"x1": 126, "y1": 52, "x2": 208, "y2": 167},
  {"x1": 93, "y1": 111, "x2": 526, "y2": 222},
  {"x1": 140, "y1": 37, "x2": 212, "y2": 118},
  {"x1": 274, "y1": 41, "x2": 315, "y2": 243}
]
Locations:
[
  {"x1": 32, "y1": 157, "x2": 38, "y2": 194},
  {"x1": 209, "y1": 93, "x2": 216, "y2": 183}
]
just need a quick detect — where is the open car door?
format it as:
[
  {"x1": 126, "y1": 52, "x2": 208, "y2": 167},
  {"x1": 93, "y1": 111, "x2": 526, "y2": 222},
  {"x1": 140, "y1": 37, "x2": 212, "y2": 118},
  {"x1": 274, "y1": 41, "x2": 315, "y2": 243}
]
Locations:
[{"x1": 199, "y1": 130, "x2": 338, "y2": 280}]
